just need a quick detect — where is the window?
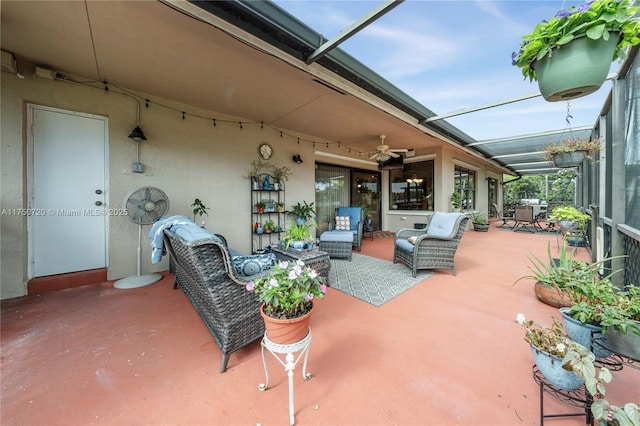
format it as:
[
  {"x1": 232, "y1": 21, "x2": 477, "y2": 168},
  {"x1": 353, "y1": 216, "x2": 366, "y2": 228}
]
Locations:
[
  {"x1": 389, "y1": 160, "x2": 434, "y2": 210},
  {"x1": 454, "y1": 165, "x2": 476, "y2": 210}
]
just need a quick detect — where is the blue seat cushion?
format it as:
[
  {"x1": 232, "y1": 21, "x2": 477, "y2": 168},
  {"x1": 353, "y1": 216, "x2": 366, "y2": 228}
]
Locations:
[
  {"x1": 395, "y1": 239, "x2": 415, "y2": 252},
  {"x1": 232, "y1": 253, "x2": 276, "y2": 276},
  {"x1": 172, "y1": 223, "x2": 221, "y2": 243},
  {"x1": 320, "y1": 231, "x2": 353, "y2": 242},
  {"x1": 426, "y1": 212, "x2": 463, "y2": 238}
]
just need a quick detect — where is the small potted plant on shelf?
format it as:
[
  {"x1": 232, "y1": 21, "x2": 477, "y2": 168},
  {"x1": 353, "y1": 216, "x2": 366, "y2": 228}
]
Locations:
[
  {"x1": 469, "y1": 211, "x2": 489, "y2": 232},
  {"x1": 512, "y1": 0, "x2": 640, "y2": 101},
  {"x1": 255, "y1": 201, "x2": 266, "y2": 214},
  {"x1": 272, "y1": 165, "x2": 292, "y2": 191},
  {"x1": 248, "y1": 159, "x2": 272, "y2": 190},
  {"x1": 191, "y1": 198, "x2": 210, "y2": 226},
  {"x1": 542, "y1": 137, "x2": 603, "y2": 167},
  {"x1": 245, "y1": 259, "x2": 327, "y2": 344},
  {"x1": 263, "y1": 219, "x2": 276, "y2": 234},
  {"x1": 275, "y1": 201, "x2": 285, "y2": 213},
  {"x1": 287, "y1": 201, "x2": 315, "y2": 225}
]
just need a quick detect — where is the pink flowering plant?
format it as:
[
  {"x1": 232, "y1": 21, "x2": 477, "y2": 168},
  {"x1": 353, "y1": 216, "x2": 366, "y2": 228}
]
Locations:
[
  {"x1": 246, "y1": 259, "x2": 327, "y2": 320},
  {"x1": 542, "y1": 137, "x2": 602, "y2": 162}
]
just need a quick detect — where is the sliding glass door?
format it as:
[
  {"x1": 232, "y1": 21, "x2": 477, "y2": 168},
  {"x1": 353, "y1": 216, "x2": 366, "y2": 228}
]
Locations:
[{"x1": 315, "y1": 164, "x2": 380, "y2": 233}]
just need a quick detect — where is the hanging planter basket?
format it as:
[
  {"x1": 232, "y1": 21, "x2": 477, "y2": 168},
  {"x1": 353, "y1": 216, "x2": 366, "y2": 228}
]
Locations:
[
  {"x1": 552, "y1": 150, "x2": 587, "y2": 168},
  {"x1": 533, "y1": 34, "x2": 618, "y2": 102}
]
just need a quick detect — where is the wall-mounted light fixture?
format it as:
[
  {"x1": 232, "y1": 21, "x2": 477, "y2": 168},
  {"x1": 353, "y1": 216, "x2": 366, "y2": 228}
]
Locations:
[
  {"x1": 128, "y1": 125, "x2": 147, "y2": 142},
  {"x1": 292, "y1": 154, "x2": 303, "y2": 164}
]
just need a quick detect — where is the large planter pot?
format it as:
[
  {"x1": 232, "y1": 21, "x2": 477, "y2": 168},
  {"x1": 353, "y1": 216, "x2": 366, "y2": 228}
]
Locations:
[
  {"x1": 552, "y1": 151, "x2": 587, "y2": 168},
  {"x1": 534, "y1": 281, "x2": 573, "y2": 309},
  {"x1": 533, "y1": 34, "x2": 618, "y2": 102},
  {"x1": 472, "y1": 222, "x2": 489, "y2": 232},
  {"x1": 530, "y1": 344, "x2": 584, "y2": 391},
  {"x1": 560, "y1": 307, "x2": 611, "y2": 358},
  {"x1": 260, "y1": 304, "x2": 312, "y2": 345},
  {"x1": 606, "y1": 322, "x2": 640, "y2": 361}
]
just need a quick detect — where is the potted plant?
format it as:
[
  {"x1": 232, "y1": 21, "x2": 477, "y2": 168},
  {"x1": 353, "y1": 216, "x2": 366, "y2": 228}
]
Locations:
[
  {"x1": 275, "y1": 201, "x2": 285, "y2": 213},
  {"x1": 542, "y1": 137, "x2": 603, "y2": 167},
  {"x1": 287, "y1": 201, "x2": 315, "y2": 225},
  {"x1": 248, "y1": 159, "x2": 272, "y2": 190},
  {"x1": 191, "y1": 198, "x2": 210, "y2": 226},
  {"x1": 512, "y1": 0, "x2": 640, "y2": 101},
  {"x1": 549, "y1": 205, "x2": 590, "y2": 234},
  {"x1": 599, "y1": 284, "x2": 640, "y2": 360},
  {"x1": 255, "y1": 201, "x2": 266, "y2": 214},
  {"x1": 450, "y1": 192, "x2": 461, "y2": 212},
  {"x1": 263, "y1": 219, "x2": 276, "y2": 234},
  {"x1": 516, "y1": 313, "x2": 586, "y2": 390},
  {"x1": 563, "y1": 343, "x2": 640, "y2": 425},
  {"x1": 514, "y1": 240, "x2": 587, "y2": 308},
  {"x1": 245, "y1": 259, "x2": 327, "y2": 344},
  {"x1": 280, "y1": 222, "x2": 314, "y2": 250},
  {"x1": 469, "y1": 211, "x2": 489, "y2": 232},
  {"x1": 560, "y1": 272, "x2": 625, "y2": 358},
  {"x1": 272, "y1": 165, "x2": 292, "y2": 191}
]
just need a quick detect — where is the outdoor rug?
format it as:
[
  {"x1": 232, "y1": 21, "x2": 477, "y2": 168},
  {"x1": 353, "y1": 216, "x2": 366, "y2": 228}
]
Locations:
[{"x1": 328, "y1": 253, "x2": 433, "y2": 306}]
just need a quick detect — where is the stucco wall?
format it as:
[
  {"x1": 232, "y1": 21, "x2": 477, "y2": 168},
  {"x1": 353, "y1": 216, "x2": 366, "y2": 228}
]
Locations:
[{"x1": 1, "y1": 72, "x2": 319, "y2": 299}]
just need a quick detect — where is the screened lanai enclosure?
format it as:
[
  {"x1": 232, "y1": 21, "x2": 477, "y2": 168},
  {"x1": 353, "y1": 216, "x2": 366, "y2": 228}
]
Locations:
[{"x1": 1, "y1": 0, "x2": 638, "y2": 297}]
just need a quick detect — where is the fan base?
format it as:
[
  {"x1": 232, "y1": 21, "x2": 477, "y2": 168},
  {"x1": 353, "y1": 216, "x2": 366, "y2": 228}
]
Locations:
[{"x1": 114, "y1": 273, "x2": 163, "y2": 289}]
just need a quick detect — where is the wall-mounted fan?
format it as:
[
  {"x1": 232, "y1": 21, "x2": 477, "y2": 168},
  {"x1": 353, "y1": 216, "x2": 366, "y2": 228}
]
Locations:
[
  {"x1": 114, "y1": 186, "x2": 170, "y2": 289},
  {"x1": 368, "y1": 135, "x2": 408, "y2": 161}
]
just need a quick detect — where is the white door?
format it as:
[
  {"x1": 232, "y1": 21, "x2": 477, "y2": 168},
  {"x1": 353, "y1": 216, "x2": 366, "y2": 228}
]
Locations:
[{"x1": 29, "y1": 105, "x2": 107, "y2": 277}]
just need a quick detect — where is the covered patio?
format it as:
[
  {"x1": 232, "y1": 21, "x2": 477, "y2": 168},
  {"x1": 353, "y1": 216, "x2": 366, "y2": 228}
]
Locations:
[{"x1": 2, "y1": 225, "x2": 637, "y2": 425}]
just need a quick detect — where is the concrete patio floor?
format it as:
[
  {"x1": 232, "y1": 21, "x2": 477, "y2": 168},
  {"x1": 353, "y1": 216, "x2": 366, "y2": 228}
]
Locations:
[{"x1": 2, "y1": 221, "x2": 638, "y2": 425}]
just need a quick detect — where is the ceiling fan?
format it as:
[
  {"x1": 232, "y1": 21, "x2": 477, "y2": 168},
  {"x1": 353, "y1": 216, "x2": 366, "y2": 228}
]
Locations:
[{"x1": 369, "y1": 135, "x2": 408, "y2": 161}]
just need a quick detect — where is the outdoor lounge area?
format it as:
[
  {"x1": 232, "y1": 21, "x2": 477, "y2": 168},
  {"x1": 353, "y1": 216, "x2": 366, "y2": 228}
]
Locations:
[{"x1": 2, "y1": 224, "x2": 638, "y2": 425}]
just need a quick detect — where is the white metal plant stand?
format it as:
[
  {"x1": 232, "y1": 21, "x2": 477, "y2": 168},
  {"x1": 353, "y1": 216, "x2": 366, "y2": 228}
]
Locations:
[{"x1": 258, "y1": 328, "x2": 312, "y2": 426}]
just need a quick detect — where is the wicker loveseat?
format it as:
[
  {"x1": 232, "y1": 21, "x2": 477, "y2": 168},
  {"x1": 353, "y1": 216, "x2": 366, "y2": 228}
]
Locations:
[
  {"x1": 393, "y1": 212, "x2": 469, "y2": 277},
  {"x1": 163, "y1": 228, "x2": 270, "y2": 372}
]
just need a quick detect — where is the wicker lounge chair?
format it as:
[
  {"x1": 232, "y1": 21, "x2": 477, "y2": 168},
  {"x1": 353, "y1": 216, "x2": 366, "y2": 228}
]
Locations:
[
  {"x1": 328, "y1": 206, "x2": 364, "y2": 251},
  {"x1": 393, "y1": 212, "x2": 469, "y2": 277},
  {"x1": 163, "y1": 229, "x2": 267, "y2": 372}
]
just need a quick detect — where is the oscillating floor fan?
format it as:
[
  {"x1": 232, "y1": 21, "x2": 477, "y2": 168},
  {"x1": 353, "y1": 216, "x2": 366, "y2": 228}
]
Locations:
[{"x1": 115, "y1": 186, "x2": 170, "y2": 289}]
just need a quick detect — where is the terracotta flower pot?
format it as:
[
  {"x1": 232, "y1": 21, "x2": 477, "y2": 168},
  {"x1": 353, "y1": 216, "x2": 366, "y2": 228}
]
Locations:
[
  {"x1": 260, "y1": 304, "x2": 312, "y2": 345},
  {"x1": 534, "y1": 281, "x2": 573, "y2": 309}
]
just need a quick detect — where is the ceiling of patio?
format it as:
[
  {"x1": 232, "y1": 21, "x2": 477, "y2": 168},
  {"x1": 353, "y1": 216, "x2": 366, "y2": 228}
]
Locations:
[{"x1": 0, "y1": 0, "x2": 597, "y2": 175}]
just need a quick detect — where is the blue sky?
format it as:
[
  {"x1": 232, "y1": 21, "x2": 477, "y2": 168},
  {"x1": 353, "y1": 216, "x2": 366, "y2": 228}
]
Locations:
[{"x1": 273, "y1": 0, "x2": 615, "y2": 141}]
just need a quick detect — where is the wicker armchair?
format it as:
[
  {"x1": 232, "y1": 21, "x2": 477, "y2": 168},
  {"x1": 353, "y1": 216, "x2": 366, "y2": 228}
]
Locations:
[
  {"x1": 393, "y1": 212, "x2": 469, "y2": 277},
  {"x1": 328, "y1": 206, "x2": 364, "y2": 251},
  {"x1": 163, "y1": 229, "x2": 266, "y2": 372}
]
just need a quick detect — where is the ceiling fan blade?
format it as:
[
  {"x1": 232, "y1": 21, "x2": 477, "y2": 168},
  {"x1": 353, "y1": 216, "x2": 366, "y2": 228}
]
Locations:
[
  {"x1": 387, "y1": 151, "x2": 400, "y2": 158},
  {"x1": 369, "y1": 153, "x2": 380, "y2": 160},
  {"x1": 389, "y1": 148, "x2": 408, "y2": 152}
]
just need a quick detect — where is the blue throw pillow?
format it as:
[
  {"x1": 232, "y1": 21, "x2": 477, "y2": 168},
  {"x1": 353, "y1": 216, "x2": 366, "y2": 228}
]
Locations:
[
  {"x1": 232, "y1": 253, "x2": 276, "y2": 276},
  {"x1": 172, "y1": 224, "x2": 221, "y2": 243}
]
